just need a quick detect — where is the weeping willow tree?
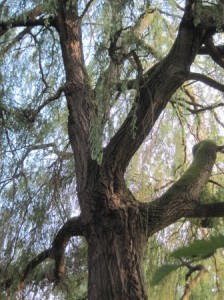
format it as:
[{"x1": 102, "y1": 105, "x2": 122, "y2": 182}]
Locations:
[{"x1": 2, "y1": 0, "x2": 224, "y2": 299}]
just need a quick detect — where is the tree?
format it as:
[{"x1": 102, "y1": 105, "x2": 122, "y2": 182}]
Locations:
[{"x1": 1, "y1": 0, "x2": 224, "y2": 298}]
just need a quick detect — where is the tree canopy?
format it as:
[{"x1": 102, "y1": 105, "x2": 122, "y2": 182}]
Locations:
[{"x1": 1, "y1": 0, "x2": 224, "y2": 299}]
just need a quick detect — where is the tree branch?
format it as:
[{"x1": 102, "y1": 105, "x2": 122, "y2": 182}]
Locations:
[
  {"x1": 0, "y1": 216, "x2": 87, "y2": 291},
  {"x1": 1, "y1": 26, "x2": 32, "y2": 54},
  {"x1": 103, "y1": 3, "x2": 205, "y2": 180},
  {"x1": 188, "y1": 72, "x2": 224, "y2": 92},
  {"x1": 19, "y1": 250, "x2": 51, "y2": 289},
  {"x1": 198, "y1": 44, "x2": 224, "y2": 56},
  {"x1": 79, "y1": 0, "x2": 95, "y2": 19},
  {"x1": 23, "y1": 83, "x2": 67, "y2": 122},
  {"x1": 140, "y1": 141, "x2": 224, "y2": 236},
  {"x1": 50, "y1": 216, "x2": 87, "y2": 282},
  {"x1": 181, "y1": 266, "x2": 208, "y2": 300},
  {"x1": 213, "y1": 110, "x2": 224, "y2": 128},
  {"x1": 172, "y1": 99, "x2": 224, "y2": 114},
  {"x1": 186, "y1": 202, "x2": 224, "y2": 218},
  {"x1": 204, "y1": 35, "x2": 224, "y2": 69},
  {"x1": 0, "y1": 7, "x2": 56, "y2": 36}
]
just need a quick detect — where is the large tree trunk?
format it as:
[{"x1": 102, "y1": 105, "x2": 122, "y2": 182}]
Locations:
[
  {"x1": 3, "y1": 0, "x2": 224, "y2": 297},
  {"x1": 54, "y1": 1, "x2": 220, "y2": 299},
  {"x1": 85, "y1": 140, "x2": 219, "y2": 299},
  {"x1": 86, "y1": 193, "x2": 148, "y2": 300}
]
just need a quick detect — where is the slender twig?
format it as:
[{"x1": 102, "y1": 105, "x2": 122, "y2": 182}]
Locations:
[
  {"x1": 208, "y1": 179, "x2": 224, "y2": 188},
  {"x1": 25, "y1": 83, "x2": 67, "y2": 122},
  {"x1": 188, "y1": 72, "x2": 224, "y2": 92},
  {"x1": 181, "y1": 265, "x2": 208, "y2": 300},
  {"x1": 0, "y1": 27, "x2": 32, "y2": 54},
  {"x1": 174, "y1": 100, "x2": 224, "y2": 115}
]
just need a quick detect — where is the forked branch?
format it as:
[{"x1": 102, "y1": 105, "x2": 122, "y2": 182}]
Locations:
[{"x1": 103, "y1": 2, "x2": 205, "y2": 177}]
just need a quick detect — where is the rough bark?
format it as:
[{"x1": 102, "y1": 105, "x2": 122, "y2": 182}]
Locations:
[
  {"x1": 55, "y1": 0, "x2": 96, "y2": 220},
  {"x1": 2, "y1": 0, "x2": 224, "y2": 298},
  {"x1": 54, "y1": 1, "x2": 223, "y2": 299},
  {"x1": 87, "y1": 203, "x2": 147, "y2": 300},
  {"x1": 103, "y1": 2, "x2": 206, "y2": 180},
  {"x1": 139, "y1": 140, "x2": 220, "y2": 235}
]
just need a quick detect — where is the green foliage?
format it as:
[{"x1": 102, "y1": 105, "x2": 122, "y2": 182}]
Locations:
[
  {"x1": 151, "y1": 263, "x2": 182, "y2": 286},
  {"x1": 171, "y1": 235, "x2": 224, "y2": 260},
  {"x1": 1, "y1": 0, "x2": 224, "y2": 299},
  {"x1": 151, "y1": 235, "x2": 224, "y2": 293},
  {"x1": 194, "y1": 2, "x2": 224, "y2": 30}
]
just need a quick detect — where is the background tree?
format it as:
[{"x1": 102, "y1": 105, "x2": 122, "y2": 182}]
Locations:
[{"x1": 1, "y1": 0, "x2": 224, "y2": 299}]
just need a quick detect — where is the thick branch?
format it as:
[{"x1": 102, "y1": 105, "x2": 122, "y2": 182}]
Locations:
[
  {"x1": 0, "y1": 17, "x2": 55, "y2": 37},
  {"x1": 103, "y1": 3, "x2": 205, "y2": 181},
  {"x1": 19, "y1": 250, "x2": 51, "y2": 289},
  {"x1": 51, "y1": 216, "x2": 87, "y2": 281},
  {"x1": 198, "y1": 44, "x2": 224, "y2": 56},
  {"x1": 140, "y1": 141, "x2": 224, "y2": 236},
  {"x1": 23, "y1": 216, "x2": 85, "y2": 286},
  {"x1": 204, "y1": 35, "x2": 224, "y2": 69},
  {"x1": 56, "y1": 1, "x2": 94, "y2": 198},
  {"x1": 0, "y1": 7, "x2": 57, "y2": 37},
  {"x1": 186, "y1": 202, "x2": 224, "y2": 218},
  {"x1": 1, "y1": 216, "x2": 86, "y2": 291}
]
